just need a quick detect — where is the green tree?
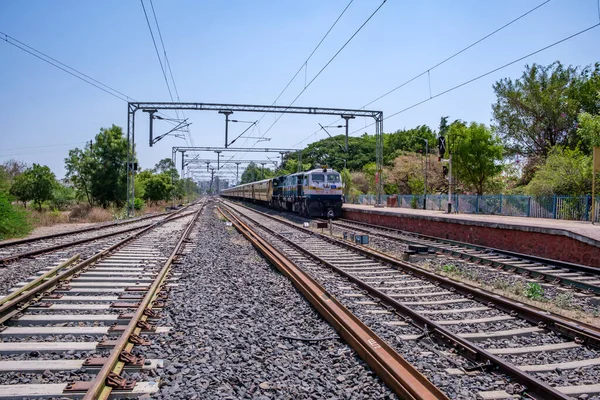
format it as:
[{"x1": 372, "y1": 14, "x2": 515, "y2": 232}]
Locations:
[
  {"x1": 385, "y1": 125, "x2": 436, "y2": 163},
  {"x1": 143, "y1": 173, "x2": 172, "y2": 204},
  {"x1": 240, "y1": 162, "x2": 275, "y2": 183},
  {"x1": 578, "y1": 110, "x2": 600, "y2": 148},
  {"x1": 341, "y1": 168, "x2": 352, "y2": 197},
  {"x1": 492, "y1": 62, "x2": 600, "y2": 160},
  {"x1": 449, "y1": 122, "x2": 504, "y2": 195},
  {"x1": 10, "y1": 164, "x2": 56, "y2": 210},
  {"x1": 65, "y1": 146, "x2": 94, "y2": 205},
  {"x1": 65, "y1": 125, "x2": 131, "y2": 207},
  {"x1": 526, "y1": 146, "x2": 592, "y2": 196}
]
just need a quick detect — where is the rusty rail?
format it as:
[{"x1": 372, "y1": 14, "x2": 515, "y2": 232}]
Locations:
[
  {"x1": 222, "y1": 200, "x2": 585, "y2": 400},
  {"x1": 82, "y1": 202, "x2": 205, "y2": 400},
  {"x1": 219, "y1": 205, "x2": 448, "y2": 400}
]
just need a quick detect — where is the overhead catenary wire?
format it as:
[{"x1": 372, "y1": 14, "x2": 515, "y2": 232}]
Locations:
[
  {"x1": 347, "y1": 22, "x2": 600, "y2": 136},
  {"x1": 140, "y1": 0, "x2": 192, "y2": 147},
  {"x1": 0, "y1": 30, "x2": 181, "y2": 130},
  {"x1": 148, "y1": 0, "x2": 195, "y2": 147},
  {"x1": 290, "y1": 0, "x2": 553, "y2": 149},
  {"x1": 258, "y1": 0, "x2": 387, "y2": 141},
  {"x1": 233, "y1": 0, "x2": 355, "y2": 155},
  {"x1": 227, "y1": 0, "x2": 386, "y2": 171}
]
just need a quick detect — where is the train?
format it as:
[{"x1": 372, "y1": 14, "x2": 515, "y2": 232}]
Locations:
[{"x1": 220, "y1": 167, "x2": 344, "y2": 218}]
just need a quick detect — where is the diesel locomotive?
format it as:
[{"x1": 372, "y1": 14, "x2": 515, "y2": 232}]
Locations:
[{"x1": 220, "y1": 167, "x2": 344, "y2": 218}]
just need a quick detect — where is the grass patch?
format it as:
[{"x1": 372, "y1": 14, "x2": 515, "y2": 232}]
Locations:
[{"x1": 0, "y1": 193, "x2": 32, "y2": 239}]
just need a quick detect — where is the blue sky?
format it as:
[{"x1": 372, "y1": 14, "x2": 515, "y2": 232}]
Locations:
[{"x1": 1, "y1": 0, "x2": 598, "y2": 181}]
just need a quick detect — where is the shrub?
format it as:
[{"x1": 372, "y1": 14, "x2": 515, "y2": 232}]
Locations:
[
  {"x1": 69, "y1": 203, "x2": 92, "y2": 220},
  {"x1": 51, "y1": 185, "x2": 76, "y2": 211},
  {"x1": 133, "y1": 198, "x2": 145, "y2": 211},
  {"x1": 0, "y1": 192, "x2": 32, "y2": 239},
  {"x1": 85, "y1": 207, "x2": 113, "y2": 223},
  {"x1": 525, "y1": 282, "x2": 544, "y2": 300}
]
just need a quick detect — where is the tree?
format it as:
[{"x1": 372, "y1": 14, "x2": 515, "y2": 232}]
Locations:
[
  {"x1": 65, "y1": 146, "x2": 94, "y2": 204},
  {"x1": 386, "y1": 153, "x2": 446, "y2": 195},
  {"x1": 0, "y1": 159, "x2": 28, "y2": 186},
  {"x1": 341, "y1": 168, "x2": 352, "y2": 197},
  {"x1": 10, "y1": 164, "x2": 56, "y2": 210},
  {"x1": 384, "y1": 125, "x2": 436, "y2": 163},
  {"x1": 492, "y1": 62, "x2": 600, "y2": 160},
  {"x1": 65, "y1": 125, "x2": 131, "y2": 207},
  {"x1": 143, "y1": 174, "x2": 171, "y2": 204},
  {"x1": 449, "y1": 122, "x2": 504, "y2": 195},
  {"x1": 240, "y1": 162, "x2": 275, "y2": 183},
  {"x1": 526, "y1": 146, "x2": 592, "y2": 196},
  {"x1": 577, "y1": 110, "x2": 600, "y2": 149}
]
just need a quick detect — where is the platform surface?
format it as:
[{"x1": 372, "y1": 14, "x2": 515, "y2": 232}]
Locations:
[{"x1": 343, "y1": 204, "x2": 600, "y2": 246}]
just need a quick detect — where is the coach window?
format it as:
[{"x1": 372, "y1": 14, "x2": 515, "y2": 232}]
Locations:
[
  {"x1": 312, "y1": 174, "x2": 324, "y2": 182},
  {"x1": 327, "y1": 174, "x2": 340, "y2": 182}
]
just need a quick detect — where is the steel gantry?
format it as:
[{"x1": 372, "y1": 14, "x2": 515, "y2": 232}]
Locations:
[{"x1": 126, "y1": 102, "x2": 384, "y2": 216}]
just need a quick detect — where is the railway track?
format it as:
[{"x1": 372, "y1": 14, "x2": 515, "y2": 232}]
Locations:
[
  {"x1": 0, "y1": 200, "x2": 205, "y2": 399},
  {"x1": 0, "y1": 211, "x2": 177, "y2": 265},
  {"x1": 221, "y1": 199, "x2": 600, "y2": 400},
  {"x1": 330, "y1": 218, "x2": 600, "y2": 296}
]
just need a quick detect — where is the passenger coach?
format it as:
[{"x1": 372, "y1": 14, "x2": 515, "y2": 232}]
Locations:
[{"x1": 221, "y1": 167, "x2": 343, "y2": 218}]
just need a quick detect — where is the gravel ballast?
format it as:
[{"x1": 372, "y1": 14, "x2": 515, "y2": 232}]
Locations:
[{"x1": 152, "y1": 206, "x2": 397, "y2": 399}]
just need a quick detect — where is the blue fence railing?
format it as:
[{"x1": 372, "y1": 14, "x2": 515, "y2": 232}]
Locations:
[{"x1": 351, "y1": 194, "x2": 600, "y2": 222}]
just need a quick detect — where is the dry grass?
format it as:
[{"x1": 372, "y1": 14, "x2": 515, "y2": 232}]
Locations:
[
  {"x1": 85, "y1": 207, "x2": 113, "y2": 223},
  {"x1": 68, "y1": 204, "x2": 114, "y2": 223},
  {"x1": 143, "y1": 202, "x2": 170, "y2": 214},
  {"x1": 26, "y1": 209, "x2": 70, "y2": 227}
]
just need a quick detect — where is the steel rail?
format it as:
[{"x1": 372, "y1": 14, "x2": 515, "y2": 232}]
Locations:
[
  {"x1": 0, "y1": 205, "x2": 195, "y2": 326},
  {"x1": 218, "y1": 205, "x2": 447, "y2": 400},
  {"x1": 332, "y1": 219, "x2": 600, "y2": 295},
  {"x1": 222, "y1": 200, "x2": 594, "y2": 400},
  {"x1": 0, "y1": 210, "x2": 197, "y2": 265},
  {"x1": 0, "y1": 211, "x2": 170, "y2": 249},
  {"x1": 338, "y1": 218, "x2": 600, "y2": 276},
  {"x1": 232, "y1": 202, "x2": 600, "y2": 347},
  {"x1": 0, "y1": 254, "x2": 80, "y2": 307},
  {"x1": 83, "y1": 202, "x2": 205, "y2": 400}
]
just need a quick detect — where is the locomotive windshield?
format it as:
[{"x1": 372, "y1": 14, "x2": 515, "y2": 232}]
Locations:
[
  {"x1": 311, "y1": 174, "x2": 325, "y2": 182},
  {"x1": 327, "y1": 174, "x2": 340, "y2": 182}
]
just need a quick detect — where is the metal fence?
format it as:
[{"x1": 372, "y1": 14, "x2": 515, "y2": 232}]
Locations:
[{"x1": 352, "y1": 194, "x2": 600, "y2": 222}]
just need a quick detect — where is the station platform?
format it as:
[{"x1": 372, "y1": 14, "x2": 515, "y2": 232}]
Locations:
[{"x1": 342, "y1": 204, "x2": 600, "y2": 268}]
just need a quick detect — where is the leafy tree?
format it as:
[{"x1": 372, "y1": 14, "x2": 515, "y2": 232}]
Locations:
[
  {"x1": 385, "y1": 125, "x2": 436, "y2": 163},
  {"x1": 386, "y1": 153, "x2": 446, "y2": 195},
  {"x1": 0, "y1": 159, "x2": 28, "y2": 186},
  {"x1": 143, "y1": 173, "x2": 171, "y2": 204},
  {"x1": 578, "y1": 110, "x2": 600, "y2": 149},
  {"x1": 10, "y1": 164, "x2": 56, "y2": 210},
  {"x1": 449, "y1": 122, "x2": 504, "y2": 195},
  {"x1": 341, "y1": 168, "x2": 352, "y2": 197},
  {"x1": 65, "y1": 125, "x2": 131, "y2": 207},
  {"x1": 240, "y1": 162, "x2": 275, "y2": 183},
  {"x1": 51, "y1": 184, "x2": 76, "y2": 211},
  {"x1": 154, "y1": 158, "x2": 179, "y2": 182},
  {"x1": 492, "y1": 62, "x2": 600, "y2": 160},
  {"x1": 526, "y1": 146, "x2": 592, "y2": 196},
  {"x1": 65, "y1": 146, "x2": 94, "y2": 205}
]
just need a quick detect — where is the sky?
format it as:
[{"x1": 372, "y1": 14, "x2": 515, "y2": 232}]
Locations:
[{"x1": 1, "y1": 0, "x2": 599, "y2": 183}]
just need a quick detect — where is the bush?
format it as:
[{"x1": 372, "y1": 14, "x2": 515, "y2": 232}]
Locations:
[
  {"x1": 0, "y1": 192, "x2": 32, "y2": 239},
  {"x1": 69, "y1": 203, "x2": 92, "y2": 220},
  {"x1": 51, "y1": 185, "x2": 76, "y2": 211},
  {"x1": 133, "y1": 198, "x2": 145, "y2": 211}
]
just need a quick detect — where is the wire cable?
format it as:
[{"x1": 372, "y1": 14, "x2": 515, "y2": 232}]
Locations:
[
  {"x1": 259, "y1": 0, "x2": 387, "y2": 141},
  {"x1": 290, "y1": 0, "x2": 552, "y2": 148},
  {"x1": 1, "y1": 32, "x2": 129, "y2": 102},
  {"x1": 348, "y1": 22, "x2": 600, "y2": 135}
]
